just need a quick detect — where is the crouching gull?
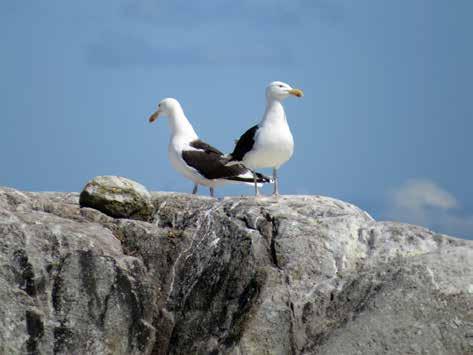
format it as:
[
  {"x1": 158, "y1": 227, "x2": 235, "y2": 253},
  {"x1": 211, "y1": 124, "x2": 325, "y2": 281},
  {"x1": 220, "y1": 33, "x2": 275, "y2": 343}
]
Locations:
[
  {"x1": 226, "y1": 81, "x2": 303, "y2": 196},
  {"x1": 148, "y1": 98, "x2": 271, "y2": 197}
]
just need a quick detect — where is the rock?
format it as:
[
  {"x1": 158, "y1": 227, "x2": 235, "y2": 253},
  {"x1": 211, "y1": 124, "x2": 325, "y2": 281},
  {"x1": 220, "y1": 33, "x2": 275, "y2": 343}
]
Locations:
[
  {"x1": 0, "y1": 187, "x2": 155, "y2": 355},
  {"x1": 79, "y1": 176, "x2": 154, "y2": 221},
  {"x1": 1, "y1": 186, "x2": 472, "y2": 354}
]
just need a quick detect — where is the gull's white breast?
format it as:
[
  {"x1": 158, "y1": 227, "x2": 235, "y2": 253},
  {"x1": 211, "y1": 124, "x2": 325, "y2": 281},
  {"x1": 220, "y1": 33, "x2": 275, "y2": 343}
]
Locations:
[{"x1": 243, "y1": 121, "x2": 294, "y2": 170}]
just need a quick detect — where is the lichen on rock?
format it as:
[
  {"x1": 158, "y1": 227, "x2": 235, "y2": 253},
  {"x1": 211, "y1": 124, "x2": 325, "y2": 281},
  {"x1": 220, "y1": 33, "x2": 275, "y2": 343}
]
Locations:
[{"x1": 79, "y1": 176, "x2": 154, "y2": 221}]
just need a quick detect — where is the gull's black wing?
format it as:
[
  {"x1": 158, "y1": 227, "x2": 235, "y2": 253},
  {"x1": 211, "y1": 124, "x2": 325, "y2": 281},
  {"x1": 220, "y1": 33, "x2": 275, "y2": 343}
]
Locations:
[
  {"x1": 182, "y1": 139, "x2": 247, "y2": 179},
  {"x1": 229, "y1": 125, "x2": 259, "y2": 161}
]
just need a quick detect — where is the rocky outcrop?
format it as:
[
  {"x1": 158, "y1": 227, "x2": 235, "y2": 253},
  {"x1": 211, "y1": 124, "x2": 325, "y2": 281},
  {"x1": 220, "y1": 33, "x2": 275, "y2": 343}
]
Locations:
[{"x1": 0, "y1": 182, "x2": 472, "y2": 354}]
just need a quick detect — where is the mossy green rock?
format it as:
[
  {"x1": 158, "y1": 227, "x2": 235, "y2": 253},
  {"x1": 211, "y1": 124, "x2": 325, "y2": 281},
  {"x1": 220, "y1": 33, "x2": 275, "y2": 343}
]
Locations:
[{"x1": 79, "y1": 176, "x2": 154, "y2": 221}]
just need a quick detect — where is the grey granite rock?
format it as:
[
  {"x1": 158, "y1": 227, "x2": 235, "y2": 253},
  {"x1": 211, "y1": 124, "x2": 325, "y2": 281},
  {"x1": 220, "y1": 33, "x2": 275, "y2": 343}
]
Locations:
[
  {"x1": 0, "y1": 187, "x2": 155, "y2": 354},
  {"x1": 0, "y1": 185, "x2": 472, "y2": 354},
  {"x1": 79, "y1": 176, "x2": 154, "y2": 221}
]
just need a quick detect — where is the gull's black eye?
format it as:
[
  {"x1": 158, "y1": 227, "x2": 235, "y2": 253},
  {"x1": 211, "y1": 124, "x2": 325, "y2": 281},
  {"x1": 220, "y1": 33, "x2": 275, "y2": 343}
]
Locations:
[
  {"x1": 158, "y1": 103, "x2": 161, "y2": 107},
  {"x1": 278, "y1": 85, "x2": 283, "y2": 88}
]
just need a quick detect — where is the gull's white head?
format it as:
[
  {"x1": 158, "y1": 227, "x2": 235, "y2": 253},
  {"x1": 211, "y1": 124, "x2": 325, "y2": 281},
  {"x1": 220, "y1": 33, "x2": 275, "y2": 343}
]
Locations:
[
  {"x1": 149, "y1": 98, "x2": 183, "y2": 123},
  {"x1": 266, "y1": 81, "x2": 304, "y2": 101}
]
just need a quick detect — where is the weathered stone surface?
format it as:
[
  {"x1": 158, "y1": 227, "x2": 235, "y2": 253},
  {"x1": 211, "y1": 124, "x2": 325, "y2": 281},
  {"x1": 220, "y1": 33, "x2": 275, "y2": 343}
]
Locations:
[
  {"x1": 1, "y1": 185, "x2": 472, "y2": 354},
  {"x1": 79, "y1": 176, "x2": 154, "y2": 221},
  {"x1": 0, "y1": 187, "x2": 155, "y2": 355}
]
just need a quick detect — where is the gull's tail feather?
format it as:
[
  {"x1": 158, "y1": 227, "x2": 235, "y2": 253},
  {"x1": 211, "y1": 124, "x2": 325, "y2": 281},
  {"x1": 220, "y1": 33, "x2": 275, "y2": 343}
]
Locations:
[{"x1": 224, "y1": 170, "x2": 273, "y2": 185}]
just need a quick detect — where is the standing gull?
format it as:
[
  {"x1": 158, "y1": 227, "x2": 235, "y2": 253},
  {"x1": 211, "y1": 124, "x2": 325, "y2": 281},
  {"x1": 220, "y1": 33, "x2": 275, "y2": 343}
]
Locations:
[
  {"x1": 149, "y1": 98, "x2": 271, "y2": 197},
  {"x1": 226, "y1": 81, "x2": 303, "y2": 196}
]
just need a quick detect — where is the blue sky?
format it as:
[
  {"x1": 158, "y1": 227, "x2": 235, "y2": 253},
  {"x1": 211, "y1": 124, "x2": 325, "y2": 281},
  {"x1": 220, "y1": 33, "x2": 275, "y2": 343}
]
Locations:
[{"x1": 1, "y1": 0, "x2": 472, "y2": 239}]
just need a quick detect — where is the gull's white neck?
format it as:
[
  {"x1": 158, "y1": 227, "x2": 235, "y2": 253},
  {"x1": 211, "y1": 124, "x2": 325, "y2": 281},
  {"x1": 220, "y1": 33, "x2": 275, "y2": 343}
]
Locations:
[
  {"x1": 167, "y1": 107, "x2": 198, "y2": 141},
  {"x1": 260, "y1": 98, "x2": 287, "y2": 127}
]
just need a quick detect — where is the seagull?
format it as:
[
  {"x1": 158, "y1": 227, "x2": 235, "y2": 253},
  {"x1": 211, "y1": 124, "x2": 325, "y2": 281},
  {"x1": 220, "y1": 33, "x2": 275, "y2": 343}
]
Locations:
[
  {"x1": 148, "y1": 98, "x2": 271, "y2": 197},
  {"x1": 226, "y1": 81, "x2": 303, "y2": 196}
]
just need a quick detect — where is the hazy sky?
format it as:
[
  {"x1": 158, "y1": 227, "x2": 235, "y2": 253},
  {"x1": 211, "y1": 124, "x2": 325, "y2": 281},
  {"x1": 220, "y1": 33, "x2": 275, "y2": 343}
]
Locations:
[{"x1": 1, "y1": 0, "x2": 472, "y2": 239}]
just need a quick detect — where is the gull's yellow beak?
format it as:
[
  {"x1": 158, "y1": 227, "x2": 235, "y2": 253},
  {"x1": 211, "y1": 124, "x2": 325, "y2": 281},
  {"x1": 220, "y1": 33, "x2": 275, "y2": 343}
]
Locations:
[
  {"x1": 149, "y1": 110, "x2": 160, "y2": 123},
  {"x1": 288, "y1": 88, "x2": 304, "y2": 98}
]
